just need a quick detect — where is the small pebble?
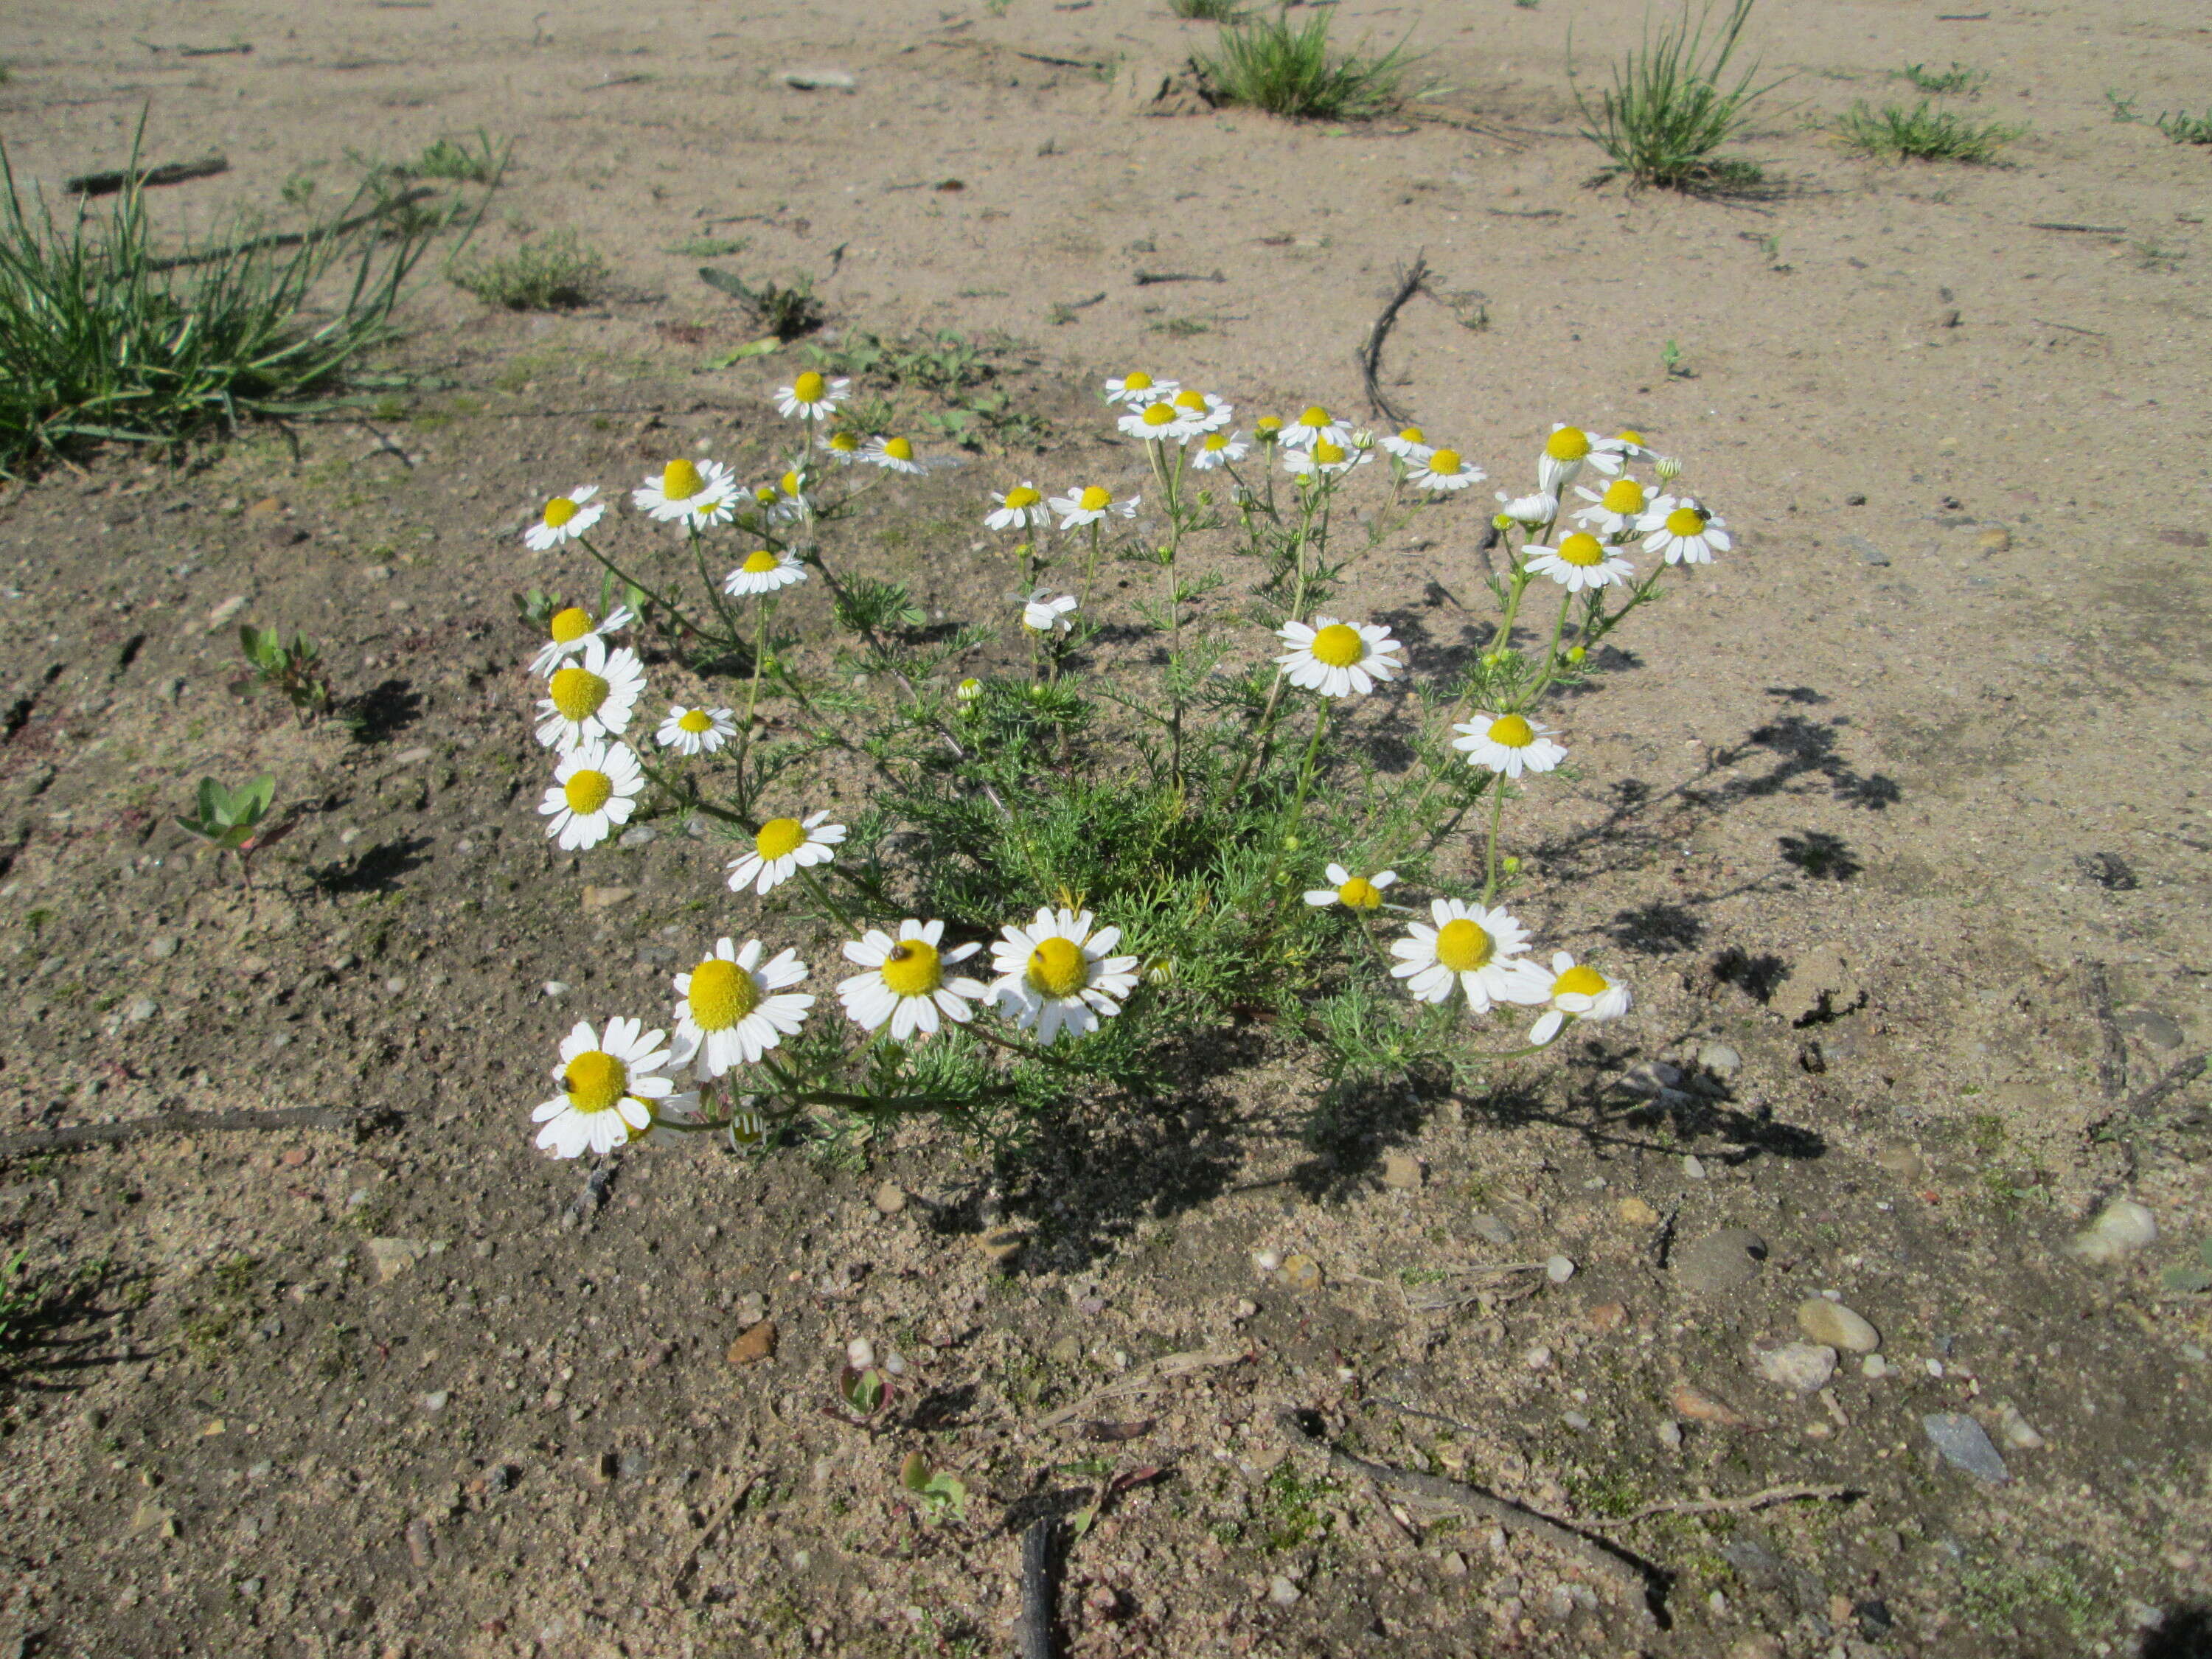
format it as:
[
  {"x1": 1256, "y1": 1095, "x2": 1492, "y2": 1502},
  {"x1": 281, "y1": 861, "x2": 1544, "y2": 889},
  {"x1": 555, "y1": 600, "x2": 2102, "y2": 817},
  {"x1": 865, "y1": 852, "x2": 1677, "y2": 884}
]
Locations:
[
  {"x1": 1924, "y1": 1411, "x2": 2009, "y2": 1483},
  {"x1": 1682, "y1": 1154, "x2": 1706, "y2": 1180},
  {"x1": 1251, "y1": 1249, "x2": 1281, "y2": 1273},
  {"x1": 543, "y1": 981, "x2": 570, "y2": 999},
  {"x1": 145, "y1": 935, "x2": 178, "y2": 961},
  {"x1": 1562, "y1": 1411, "x2": 1590, "y2": 1432},
  {"x1": 1267, "y1": 1575, "x2": 1301, "y2": 1607},
  {"x1": 1754, "y1": 1341, "x2": 1837, "y2": 1394},
  {"x1": 420, "y1": 1391, "x2": 448, "y2": 1413},
  {"x1": 1656, "y1": 1419, "x2": 1683, "y2": 1449},
  {"x1": 1861, "y1": 1354, "x2": 1890, "y2": 1380},
  {"x1": 845, "y1": 1338, "x2": 875, "y2": 1370},
  {"x1": 872, "y1": 1180, "x2": 907, "y2": 1214},
  {"x1": 1524, "y1": 1343, "x2": 1552, "y2": 1371},
  {"x1": 618, "y1": 825, "x2": 656, "y2": 849},
  {"x1": 1233, "y1": 1298, "x2": 1259, "y2": 1320},
  {"x1": 122, "y1": 995, "x2": 158, "y2": 1025},
  {"x1": 2068, "y1": 1198, "x2": 2157, "y2": 1265},
  {"x1": 1697, "y1": 1040, "x2": 1742, "y2": 1078},
  {"x1": 1796, "y1": 1298, "x2": 1880, "y2": 1352},
  {"x1": 1545, "y1": 1254, "x2": 1575, "y2": 1284},
  {"x1": 1470, "y1": 1210, "x2": 1517, "y2": 1246}
]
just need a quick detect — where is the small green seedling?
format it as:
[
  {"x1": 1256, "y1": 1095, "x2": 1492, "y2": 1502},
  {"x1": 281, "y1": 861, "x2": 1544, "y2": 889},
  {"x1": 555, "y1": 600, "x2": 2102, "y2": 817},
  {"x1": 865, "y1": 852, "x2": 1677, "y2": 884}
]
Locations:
[
  {"x1": 1660, "y1": 338, "x2": 1693, "y2": 378},
  {"x1": 899, "y1": 1450, "x2": 968, "y2": 1526},
  {"x1": 234, "y1": 623, "x2": 332, "y2": 723},
  {"x1": 835, "y1": 1364, "x2": 895, "y2": 1425},
  {"x1": 177, "y1": 774, "x2": 285, "y2": 883},
  {"x1": 2156, "y1": 107, "x2": 2212, "y2": 146},
  {"x1": 1898, "y1": 60, "x2": 1986, "y2": 96},
  {"x1": 698, "y1": 267, "x2": 824, "y2": 341}
]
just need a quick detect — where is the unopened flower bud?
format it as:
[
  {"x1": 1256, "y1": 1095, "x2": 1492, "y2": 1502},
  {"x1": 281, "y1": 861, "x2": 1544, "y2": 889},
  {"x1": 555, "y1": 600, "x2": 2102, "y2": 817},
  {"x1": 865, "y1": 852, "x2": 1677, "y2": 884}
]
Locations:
[
  {"x1": 1565, "y1": 646, "x2": 1587, "y2": 664},
  {"x1": 1502, "y1": 856, "x2": 1522, "y2": 874},
  {"x1": 1655, "y1": 456, "x2": 1683, "y2": 483},
  {"x1": 957, "y1": 677, "x2": 983, "y2": 704}
]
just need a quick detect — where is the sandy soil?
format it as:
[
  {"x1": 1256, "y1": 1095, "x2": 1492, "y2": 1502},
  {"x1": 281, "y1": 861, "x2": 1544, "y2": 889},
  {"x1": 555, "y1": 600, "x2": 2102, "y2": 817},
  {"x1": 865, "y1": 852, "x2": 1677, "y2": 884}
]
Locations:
[{"x1": 1, "y1": 0, "x2": 2210, "y2": 1653}]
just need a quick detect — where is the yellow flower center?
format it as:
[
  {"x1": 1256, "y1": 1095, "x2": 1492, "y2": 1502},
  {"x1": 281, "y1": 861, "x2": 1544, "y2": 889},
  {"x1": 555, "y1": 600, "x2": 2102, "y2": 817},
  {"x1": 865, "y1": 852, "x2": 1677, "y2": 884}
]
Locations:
[
  {"x1": 662, "y1": 458, "x2": 706, "y2": 501},
  {"x1": 1121, "y1": 371, "x2": 1153, "y2": 393},
  {"x1": 754, "y1": 485, "x2": 779, "y2": 505},
  {"x1": 1488, "y1": 714, "x2": 1535, "y2": 748},
  {"x1": 1077, "y1": 486, "x2": 1112, "y2": 512},
  {"x1": 1338, "y1": 877, "x2": 1381, "y2": 909},
  {"x1": 742, "y1": 549, "x2": 782, "y2": 574},
  {"x1": 827, "y1": 430, "x2": 860, "y2": 453},
  {"x1": 1434, "y1": 918, "x2": 1495, "y2": 974},
  {"x1": 1559, "y1": 532, "x2": 1607, "y2": 568},
  {"x1": 1172, "y1": 388, "x2": 1208, "y2": 413},
  {"x1": 1428, "y1": 448, "x2": 1463, "y2": 476},
  {"x1": 1026, "y1": 936, "x2": 1089, "y2": 998},
  {"x1": 543, "y1": 496, "x2": 579, "y2": 529},
  {"x1": 880, "y1": 939, "x2": 942, "y2": 998},
  {"x1": 1600, "y1": 479, "x2": 1646, "y2": 514},
  {"x1": 1397, "y1": 426, "x2": 1425, "y2": 445},
  {"x1": 563, "y1": 1050, "x2": 627, "y2": 1115},
  {"x1": 549, "y1": 606, "x2": 593, "y2": 644},
  {"x1": 1297, "y1": 405, "x2": 1332, "y2": 430},
  {"x1": 1309, "y1": 623, "x2": 1366, "y2": 668},
  {"x1": 549, "y1": 665, "x2": 610, "y2": 722},
  {"x1": 687, "y1": 958, "x2": 760, "y2": 1031},
  {"x1": 1545, "y1": 427, "x2": 1591, "y2": 462},
  {"x1": 1312, "y1": 440, "x2": 1348, "y2": 467},
  {"x1": 780, "y1": 470, "x2": 803, "y2": 498},
  {"x1": 883, "y1": 437, "x2": 914, "y2": 462},
  {"x1": 1665, "y1": 505, "x2": 1707, "y2": 537},
  {"x1": 754, "y1": 818, "x2": 806, "y2": 860},
  {"x1": 1615, "y1": 428, "x2": 1644, "y2": 445},
  {"x1": 678, "y1": 708, "x2": 716, "y2": 734},
  {"x1": 1140, "y1": 402, "x2": 1178, "y2": 429},
  {"x1": 563, "y1": 768, "x2": 613, "y2": 815},
  {"x1": 793, "y1": 371, "x2": 827, "y2": 403},
  {"x1": 1554, "y1": 964, "x2": 1609, "y2": 998},
  {"x1": 1004, "y1": 485, "x2": 1042, "y2": 509},
  {"x1": 1203, "y1": 432, "x2": 1230, "y2": 452},
  {"x1": 1255, "y1": 416, "x2": 1283, "y2": 434}
]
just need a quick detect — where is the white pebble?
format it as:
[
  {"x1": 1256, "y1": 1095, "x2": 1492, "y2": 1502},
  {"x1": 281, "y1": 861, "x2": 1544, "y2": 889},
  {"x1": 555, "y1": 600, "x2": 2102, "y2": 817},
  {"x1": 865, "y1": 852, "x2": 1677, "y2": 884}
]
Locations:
[
  {"x1": 1682, "y1": 1155, "x2": 1706, "y2": 1179},
  {"x1": 1862, "y1": 1354, "x2": 1890, "y2": 1380},
  {"x1": 543, "y1": 981, "x2": 570, "y2": 999},
  {"x1": 845, "y1": 1338, "x2": 874, "y2": 1370},
  {"x1": 1267, "y1": 1575, "x2": 1301, "y2": 1607},
  {"x1": 1657, "y1": 1419, "x2": 1683, "y2": 1449},
  {"x1": 1924, "y1": 1358, "x2": 1945, "y2": 1378},
  {"x1": 1545, "y1": 1254, "x2": 1575, "y2": 1284},
  {"x1": 1252, "y1": 1250, "x2": 1281, "y2": 1273},
  {"x1": 1524, "y1": 1343, "x2": 1552, "y2": 1370}
]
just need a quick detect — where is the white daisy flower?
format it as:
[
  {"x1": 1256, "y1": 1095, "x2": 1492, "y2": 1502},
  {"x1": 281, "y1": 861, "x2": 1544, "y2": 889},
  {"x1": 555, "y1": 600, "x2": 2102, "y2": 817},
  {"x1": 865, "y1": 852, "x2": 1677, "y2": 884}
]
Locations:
[
  {"x1": 1279, "y1": 405, "x2": 1352, "y2": 452},
  {"x1": 1410, "y1": 446, "x2": 1485, "y2": 493},
  {"x1": 532, "y1": 1018, "x2": 696, "y2": 1158},
  {"x1": 989, "y1": 907, "x2": 1141, "y2": 1045},
  {"x1": 987, "y1": 483, "x2": 1051, "y2": 532},
  {"x1": 1166, "y1": 387, "x2": 1232, "y2": 431},
  {"x1": 863, "y1": 434, "x2": 925, "y2": 475},
  {"x1": 670, "y1": 937, "x2": 813, "y2": 1078},
  {"x1": 1190, "y1": 428, "x2": 1248, "y2": 471},
  {"x1": 1274, "y1": 615, "x2": 1404, "y2": 698},
  {"x1": 1537, "y1": 425, "x2": 1625, "y2": 495},
  {"x1": 1526, "y1": 531, "x2": 1637, "y2": 593},
  {"x1": 838, "y1": 919, "x2": 988, "y2": 1042},
  {"x1": 633, "y1": 456, "x2": 740, "y2": 529},
  {"x1": 1494, "y1": 490, "x2": 1560, "y2": 530},
  {"x1": 538, "y1": 740, "x2": 644, "y2": 851},
  {"x1": 1048, "y1": 485, "x2": 1139, "y2": 529},
  {"x1": 1603, "y1": 429, "x2": 1656, "y2": 462},
  {"x1": 1281, "y1": 439, "x2": 1368, "y2": 480},
  {"x1": 1303, "y1": 863, "x2": 1399, "y2": 910},
  {"x1": 776, "y1": 370, "x2": 849, "y2": 422},
  {"x1": 523, "y1": 485, "x2": 605, "y2": 552},
  {"x1": 529, "y1": 602, "x2": 635, "y2": 677},
  {"x1": 1023, "y1": 589, "x2": 1079, "y2": 635},
  {"x1": 1378, "y1": 426, "x2": 1433, "y2": 462},
  {"x1": 1119, "y1": 399, "x2": 1193, "y2": 442},
  {"x1": 656, "y1": 705, "x2": 737, "y2": 756},
  {"x1": 1104, "y1": 371, "x2": 1175, "y2": 406},
  {"x1": 1571, "y1": 476, "x2": 1652, "y2": 538},
  {"x1": 724, "y1": 546, "x2": 809, "y2": 597},
  {"x1": 1638, "y1": 496, "x2": 1731, "y2": 566},
  {"x1": 1526, "y1": 951, "x2": 1634, "y2": 1046},
  {"x1": 1452, "y1": 711, "x2": 1568, "y2": 778},
  {"x1": 818, "y1": 428, "x2": 867, "y2": 465},
  {"x1": 725, "y1": 810, "x2": 846, "y2": 896},
  {"x1": 1388, "y1": 899, "x2": 1548, "y2": 1012},
  {"x1": 535, "y1": 636, "x2": 647, "y2": 751}
]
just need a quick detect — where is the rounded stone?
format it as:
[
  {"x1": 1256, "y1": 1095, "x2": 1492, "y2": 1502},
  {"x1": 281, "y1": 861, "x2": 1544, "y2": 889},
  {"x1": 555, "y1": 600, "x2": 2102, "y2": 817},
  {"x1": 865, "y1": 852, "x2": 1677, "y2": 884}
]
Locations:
[
  {"x1": 1674, "y1": 1228, "x2": 1767, "y2": 1295},
  {"x1": 1797, "y1": 1298, "x2": 1881, "y2": 1352}
]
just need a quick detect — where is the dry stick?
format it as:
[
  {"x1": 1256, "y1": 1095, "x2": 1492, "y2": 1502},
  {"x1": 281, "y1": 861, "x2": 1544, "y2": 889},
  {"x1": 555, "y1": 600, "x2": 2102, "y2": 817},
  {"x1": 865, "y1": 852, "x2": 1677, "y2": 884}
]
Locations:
[
  {"x1": 143, "y1": 187, "x2": 438, "y2": 273},
  {"x1": 2090, "y1": 1054, "x2": 2211, "y2": 1137},
  {"x1": 66, "y1": 154, "x2": 228, "y2": 196},
  {"x1": 1037, "y1": 1347, "x2": 1249, "y2": 1430},
  {"x1": 1276, "y1": 1411, "x2": 1656, "y2": 1601},
  {"x1": 0, "y1": 1105, "x2": 365, "y2": 1158},
  {"x1": 671, "y1": 1470, "x2": 760, "y2": 1604},
  {"x1": 1132, "y1": 269, "x2": 1225, "y2": 285},
  {"x1": 1358, "y1": 251, "x2": 1430, "y2": 426},
  {"x1": 2029, "y1": 221, "x2": 2126, "y2": 234},
  {"x1": 1018, "y1": 1517, "x2": 1057, "y2": 1659},
  {"x1": 1604, "y1": 1482, "x2": 1858, "y2": 1526}
]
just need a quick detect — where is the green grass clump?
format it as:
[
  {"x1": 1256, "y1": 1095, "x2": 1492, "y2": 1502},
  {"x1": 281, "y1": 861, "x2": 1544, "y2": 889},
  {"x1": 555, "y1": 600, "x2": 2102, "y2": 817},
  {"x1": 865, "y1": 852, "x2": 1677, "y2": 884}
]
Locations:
[
  {"x1": 1898, "y1": 60, "x2": 1985, "y2": 95},
  {"x1": 1194, "y1": 10, "x2": 1413, "y2": 121},
  {"x1": 1573, "y1": 0, "x2": 1781, "y2": 192},
  {"x1": 1834, "y1": 100, "x2": 2020, "y2": 162},
  {"x1": 449, "y1": 229, "x2": 606, "y2": 310},
  {"x1": 400, "y1": 131, "x2": 510, "y2": 185},
  {"x1": 2156, "y1": 106, "x2": 2212, "y2": 145},
  {"x1": 1168, "y1": 0, "x2": 1244, "y2": 19},
  {"x1": 0, "y1": 137, "x2": 441, "y2": 476}
]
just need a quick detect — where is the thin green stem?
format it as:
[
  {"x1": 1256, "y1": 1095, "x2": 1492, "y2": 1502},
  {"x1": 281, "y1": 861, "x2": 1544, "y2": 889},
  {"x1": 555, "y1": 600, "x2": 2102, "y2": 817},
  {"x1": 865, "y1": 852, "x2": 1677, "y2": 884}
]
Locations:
[
  {"x1": 575, "y1": 534, "x2": 714, "y2": 645},
  {"x1": 1480, "y1": 771, "x2": 1508, "y2": 905}
]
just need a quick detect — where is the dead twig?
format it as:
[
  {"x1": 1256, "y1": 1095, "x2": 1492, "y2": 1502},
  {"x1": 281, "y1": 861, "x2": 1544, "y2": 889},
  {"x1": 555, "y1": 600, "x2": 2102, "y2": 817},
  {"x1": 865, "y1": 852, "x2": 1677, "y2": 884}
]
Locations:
[
  {"x1": 1018, "y1": 1517, "x2": 1058, "y2": 1659},
  {"x1": 1276, "y1": 1409, "x2": 1659, "y2": 1604},
  {"x1": 66, "y1": 154, "x2": 229, "y2": 196},
  {"x1": 2083, "y1": 961, "x2": 2128, "y2": 1102},
  {"x1": 1358, "y1": 252, "x2": 1429, "y2": 426},
  {"x1": 1037, "y1": 1346, "x2": 1248, "y2": 1430},
  {"x1": 672, "y1": 1470, "x2": 759, "y2": 1604},
  {"x1": 1600, "y1": 1481, "x2": 1859, "y2": 1526},
  {"x1": 2029, "y1": 221, "x2": 2125, "y2": 234},
  {"x1": 145, "y1": 187, "x2": 439, "y2": 272},
  {"x1": 2128, "y1": 1054, "x2": 2208, "y2": 1119},
  {"x1": 1132, "y1": 269, "x2": 1225, "y2": 286},
  {"x1": 0, "y1": 1105, "x2": 369, "y2": 1158}
]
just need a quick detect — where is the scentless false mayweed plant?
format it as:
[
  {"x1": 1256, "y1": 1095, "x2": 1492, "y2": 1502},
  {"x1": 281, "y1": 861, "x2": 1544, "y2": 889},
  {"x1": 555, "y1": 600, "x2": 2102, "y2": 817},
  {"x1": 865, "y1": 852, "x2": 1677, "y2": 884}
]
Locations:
[{"x1": 512, "y1": 366, "x2": 1736, "y2": 1168}]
